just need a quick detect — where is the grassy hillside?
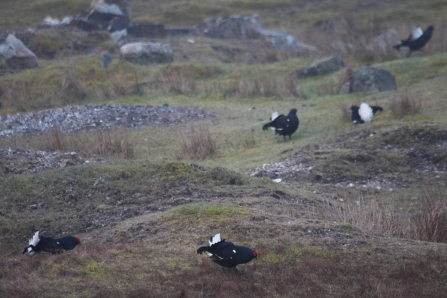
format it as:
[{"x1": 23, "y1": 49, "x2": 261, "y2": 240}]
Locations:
[{"x1": 1, "y1": 0, "x2": 447, "y2": 297}]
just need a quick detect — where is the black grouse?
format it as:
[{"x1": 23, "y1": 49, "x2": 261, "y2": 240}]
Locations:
[
  {"x1": 350, "y1": 103, "x2": 383, "y2": 125},
  {"x1": 197, "y1": 233, "x2": 258, "y2": 269},
  {"x1": 23, "y1": 231, "x2": 81, "y2": 255},
  {"x1": 393, "y1": 25, "x2": 434, "y2": 57},
  {"x1": 262, "y1": 108, "x2": 299, "y2": 140}
]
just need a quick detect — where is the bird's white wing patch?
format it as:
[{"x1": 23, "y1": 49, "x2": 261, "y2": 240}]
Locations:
[
  {"x1": 410, "y1": 26, "x2": 423, "y2": 41},
  {"x1": 358, "y1": 103, "x2": 373, "y2": 122},
  {"x1": 270, "y1": 111, "x2": 279, "y2": 121},
  {"x1": 27, "y1": 231, "x2": 40, "y2": 255},
  {"x1": 209, "y1": 233, "x2": 221, "y2": 245}
]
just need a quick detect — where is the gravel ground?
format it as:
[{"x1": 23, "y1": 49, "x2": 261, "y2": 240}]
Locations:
[
  {"x1": 0, "y1": 103, "x2": 212, "y2": 175},
  {"x1": 0, "y1": 104, "x2": 212, "y2": 138}
]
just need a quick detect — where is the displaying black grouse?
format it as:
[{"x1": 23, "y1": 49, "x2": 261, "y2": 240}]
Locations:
[
  {"x1": 393, "y1": 25, "x2": 434, "y2": 57},
  {"x1": 262, "y1": 108, "x2": 299, "y2": 140},
  {"x1": 197, "y1": 233, "x2": 258, "y2": 269},
  {"x1": 23, "y1": 231, "x2": 81, "y2": 255},
  {"x1": 350, "y1": 103, "x2": 383, "y2": 125}
]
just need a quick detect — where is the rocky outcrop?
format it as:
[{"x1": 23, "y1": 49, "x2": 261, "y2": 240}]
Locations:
[
  {"x1": 86, "y1": 3, "x2": 130, "y2": 32},
  {"x1": 0, "y1": 34, "x2": 38, "y2": 69},
  {"x1": 374, "y1": 29, "x2": 400, "y2": 53},
  {"x1": 120, "y1": 42, "x2": 173, "y2": 65},
  {"x1": 349, "y1": 66, "x2": 397, "y2": 93},
  {"x1": 196, "y1": 15, "x2": 311, "y2": 55},
  {"x1": 292, "y1": 56, "x2": 344, "y2": 78},
  {"x1": 110, "y1": 29, "x2": 128, "y2": 46}
]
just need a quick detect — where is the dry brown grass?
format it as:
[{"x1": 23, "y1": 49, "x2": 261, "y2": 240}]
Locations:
[
  {"x1": 180, "y1": 126, "x2": 216, "y2": 160},
  {"x1": 414, "y1": 189, "x2": 447, "y2": 243},
  {"x1": 203, "y1": 74, "x2": 302, "y2": 98},
  {"x1": 390, "y1": 89, "x2": 422, "y2": 119},
  {"x1": 44, "y1": 128, "x2": 135, "y2": 159},
  {"x1": 339, "y1": 102, "x2": 351, "y2": 122},
  {"x1": 319, "y1": 188, "x2": 447, "y2": 243},
  {"x1": 152, "y1": 64, "x2": 197, "y2": 94}
]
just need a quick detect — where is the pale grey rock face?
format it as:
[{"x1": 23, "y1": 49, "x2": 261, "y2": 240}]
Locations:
[
  {"x1": 120, "y1": 42, "x2": 173, "y2": 65},
  {"x1": 349, "y1": 66, "x2": 397, "y2": 93},
  {"x1": 0, "y1": 34, "x2": 38, "y2": 69},
  {"x1": 293, "y1": 56, "x2": 345, "y2": 78}
]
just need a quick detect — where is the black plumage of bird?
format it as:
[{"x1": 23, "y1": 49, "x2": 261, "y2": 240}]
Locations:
[
  {"x1": 23, "y1": 231, "x2": 81, "y2": 255},
  {"x1": 350, "y1": 103, "x2": 383, "y2": 125},
  {"x1": 197, "y1": 233, "x2": 258, "y2": 269},
  {"x1": 393, "y1": 25, "x2": 434, "y2": 57},
  {"x1": 262, "y1": 108, "x2": 299, "y2": 140}
]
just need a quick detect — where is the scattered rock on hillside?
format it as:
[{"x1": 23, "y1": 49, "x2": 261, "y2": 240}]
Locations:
[
  {"x1": 349, "y1": 66, "x2": 397, "y2": 93},
  {"x1": 0, "y1": 104, "x2": 212, "y2": 138},
  {"x1": 110, "y1": 29, "x2": 128, "y2": 45},
  {"x1": 87, "y1": 0, "x2": 131, "y2": 32},
  {"x1": 120, "y1": 42, "x2": 173, "y2": 65},
  {"x1": 0, "y1": 34, "x2": 38, "y2": 69},
  {"x1": 196, "y1": 15, "x2": 310, "y2": 55},
  {"x1": 292, "y1": 56, "x2": 345, "y2": 78}
]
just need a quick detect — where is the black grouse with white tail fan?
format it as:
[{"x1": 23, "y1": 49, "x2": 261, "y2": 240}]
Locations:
[
  {"x1": 197, "y1": 233, "x2": 258, "y2": 269},
  {"x1": 393, "y1": 25, "x2": 434, "y2": 57},
  {"x1": 23, "y1": 231, "x2": 81, "y2": 255},
  {"x1": 262, "y1": 108, "x2": 299, "y2": 140},
  {"x1": 350, "y1": 103, "x2": 383, "y2": 124}
]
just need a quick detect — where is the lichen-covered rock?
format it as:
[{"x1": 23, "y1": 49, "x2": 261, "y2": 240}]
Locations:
[
  {"x1": 349, "y1": 66, "x2": 397, "y2": 93},
  {"x1": 110, "y1": 29, "x2": 128, "y2": 46},
  {"x1": 87, "y1": 0, "x2": 131, "y2": 32},
  {"x1": 0, "y1": 34, "x2": 38, "y2": 69},
  {"x1": 293, "y1": 56, "x2": 344, "y2": 78},
  {"x1": 120, "y1": 42, "x2": 173, "y2": 65}
]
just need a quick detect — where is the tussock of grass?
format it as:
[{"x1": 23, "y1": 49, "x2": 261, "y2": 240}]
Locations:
[
  {"x1": 390, "y1": 89, "x2": 422, "y2": 119},
  {"x1": 319, "y1": 188, "x2": 447, "y2": 243},
  {"x1": 180, "y1": 126, "x2": 216, "y2": 160}
]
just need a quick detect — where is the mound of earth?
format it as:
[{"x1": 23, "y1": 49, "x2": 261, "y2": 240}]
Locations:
[{"x1": 248, "y1": 122, "x2": 447, "y2": 189}]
